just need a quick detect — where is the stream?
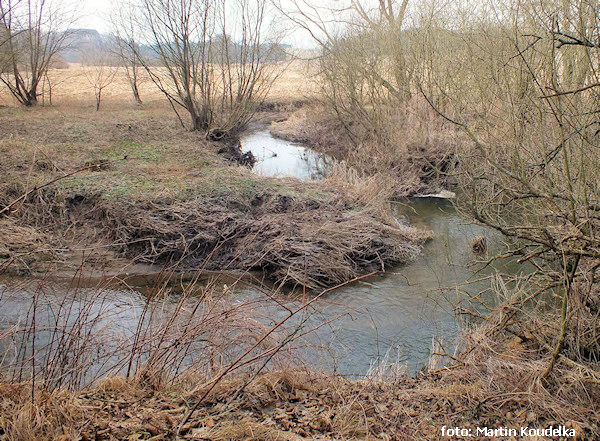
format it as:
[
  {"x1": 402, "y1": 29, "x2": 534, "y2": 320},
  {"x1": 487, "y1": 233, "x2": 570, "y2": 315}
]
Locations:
[
  {"x1": 241, "y1": 128, "x2": 330, "y2": 179},
  {"x1": 0, "y1": 129, "x2": 527, "y2": 382}
]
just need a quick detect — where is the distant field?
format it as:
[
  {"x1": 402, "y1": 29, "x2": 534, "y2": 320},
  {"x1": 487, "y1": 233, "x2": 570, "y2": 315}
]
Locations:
[{"x1": 0, "y1": 60, "x2": 320, "y2": 108}]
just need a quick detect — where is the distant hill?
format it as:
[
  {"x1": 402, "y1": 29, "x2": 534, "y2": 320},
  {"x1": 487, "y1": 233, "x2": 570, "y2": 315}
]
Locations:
[{"x1": 60, "y1": 29, "x2": 104, "y2": 62}]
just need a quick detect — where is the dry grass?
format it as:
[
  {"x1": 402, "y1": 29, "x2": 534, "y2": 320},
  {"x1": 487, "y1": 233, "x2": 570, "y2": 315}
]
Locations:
[
  {"x1": 0, "y1": 61, "x2": 319, "y2": 110},
  {"x1": 2, "y1": 59, "x2": 598, "y2": 441},
  {"x1": 51, "y1": 181, "x2": 428, "y2": 290},
  {"x1": 235, "y1": 203, "x2": 430, "y2": 289},
  {"x1": 0, "y1": 80, "x2": 428, "y2": 287},
  {"x1": 0, "y1": 218, "x2": 52, "y2": 274},
  {"x1": 271, "y1": 99, "x2": 463, "y2": 198},
  {"x1": 2, "y1": 348, "x2": 596, "y2": 440}
]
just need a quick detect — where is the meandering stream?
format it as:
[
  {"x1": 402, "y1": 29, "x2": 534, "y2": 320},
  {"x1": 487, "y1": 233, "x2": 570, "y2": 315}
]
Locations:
[{"x1": 0, "y1": 129, "x2": 527, "y2": 381}]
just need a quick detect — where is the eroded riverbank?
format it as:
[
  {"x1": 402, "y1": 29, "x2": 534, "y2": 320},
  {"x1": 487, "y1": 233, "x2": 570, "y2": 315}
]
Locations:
[
  {"x1": 0, "y1": 198, "x2": 526, "y2": 381},
  {"x1": 0, "y1": 106, "x2": 525, "y2": 378},
  {"x1": 0, "y1": 105, "x2": 428, "y2": 289}
]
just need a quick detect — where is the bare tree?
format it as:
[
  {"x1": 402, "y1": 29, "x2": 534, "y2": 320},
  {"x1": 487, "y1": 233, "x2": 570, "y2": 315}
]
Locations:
[
  {"x1": 0, "y1": 0, "x2": 74, "y2": 106},
  {"x1": 82, "y1": 41, "x2": 119, "y2": 111},
  {"x1": 415, "y1": 0, "x2": 600, "y2": 379},
  {"x1": 135, "y1": 0, "x2": 283, "y2": 135},
  {"x1": 280, "y1": 0, "x2": 600, "y2": 382},
  {"x1": 110, "y1": 4, "x2": 143, "y2": 105},
  {"x1": 0, "y1": 22, "x2": 9, "y2": 73},
  {"x1": 276, "y1": 0, "x2": 414, "y2": 143},
  {"x1": 0, "y1": 1, "x2": 17, "y2": 72}
]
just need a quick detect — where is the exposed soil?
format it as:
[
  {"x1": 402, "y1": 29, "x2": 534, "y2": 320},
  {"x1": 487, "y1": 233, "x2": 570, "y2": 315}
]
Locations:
[
  {"x1": 216, "y1": 140, "x2": 257, "y2": 167},
  {"x1": 0, "y1": 104, "x2": 429, "y2": 289}
]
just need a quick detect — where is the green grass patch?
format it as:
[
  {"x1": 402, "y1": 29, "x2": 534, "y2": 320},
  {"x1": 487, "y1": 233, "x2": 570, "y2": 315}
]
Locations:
[
  {"x1": 58, "y1": 174, "x2": 103, "y2": 192},
  {"x1": 194, "y1": 168, "x2": 271, "y2": 198},
  {"x1": 55, "y1": 160, "x2": 331, "y2": 207},
  {"x1": 0, "y1": 107, "x2": 27, "y2": 119},
  {"x1": 106, "y1": 141, "x2": 163, "y2": 162},
  {"x1": 103, "y1": 176, "x2": 173, "y2": 197},
  {"x1": 66, "y1": 124, "x2": 90, "y2": 138}
]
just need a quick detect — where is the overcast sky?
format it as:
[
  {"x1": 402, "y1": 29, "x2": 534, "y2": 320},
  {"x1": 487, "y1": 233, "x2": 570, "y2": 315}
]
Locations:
[
  {"x1": 73, "y1": 0, "x2": 321, "y2": 49},
  {"x1": 77, "y1": 0, "x2": 111, "y2": 33}
]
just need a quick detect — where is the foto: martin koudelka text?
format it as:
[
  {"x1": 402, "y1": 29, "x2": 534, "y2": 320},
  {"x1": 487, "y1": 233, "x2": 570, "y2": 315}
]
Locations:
[{"x1": 442, "y1": 425, "x2": 576, "y2": 437}]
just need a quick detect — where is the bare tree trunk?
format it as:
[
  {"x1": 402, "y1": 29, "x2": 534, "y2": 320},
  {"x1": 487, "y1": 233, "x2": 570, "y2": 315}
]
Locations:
[
  {"x1": 131, "y1": 70, "x2": 142, "y2": 105},
  {"x1": 23, "y1": 88, "x2": 37, "y2": 106},
  {"x1": 135, "y1": 0, "x2": 279, "y2": 134},
  {"x1": 95, "y1": 88, "x2": 101, "y2": 111}
]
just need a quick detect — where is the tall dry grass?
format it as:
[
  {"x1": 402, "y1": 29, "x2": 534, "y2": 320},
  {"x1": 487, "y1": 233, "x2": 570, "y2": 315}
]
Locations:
[{"x1": 270, "y1": 98, "x2": 462, "y2": 198}]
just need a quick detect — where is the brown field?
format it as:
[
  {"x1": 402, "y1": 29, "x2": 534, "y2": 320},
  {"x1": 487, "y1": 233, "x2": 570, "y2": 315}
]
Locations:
[{"x1": 0, "y1": 60, "x2": 320, "y2": 109}]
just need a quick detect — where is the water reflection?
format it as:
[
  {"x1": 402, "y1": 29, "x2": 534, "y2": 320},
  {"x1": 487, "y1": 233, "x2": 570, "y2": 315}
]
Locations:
[
  {"x1": 0, "y1": 200, "x2": 530, "y2": 381},
  {"x1": 296, "y1": 199, "x2": 527, "y2": 375},
  {"x1": 241, "y1": 130, "x2": 330, "y2": 179},
  {"x1": 0, "y1": 284, "x2": 150, "y2": 387},
  {"x1": 230, "y1": 199, "x2": 528, "y2": 376}
]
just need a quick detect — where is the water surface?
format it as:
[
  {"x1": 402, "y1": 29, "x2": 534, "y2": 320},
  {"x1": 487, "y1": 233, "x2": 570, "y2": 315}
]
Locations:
[
  {"x1": 0, "y1": 200, "x2": 526, "y2": 379},
  {"x1": 0, "y1": 132, "x2": 529, "y2": 380},
  {"x1": 241, "y1": 129, "x2": 330, "y2": 179}
]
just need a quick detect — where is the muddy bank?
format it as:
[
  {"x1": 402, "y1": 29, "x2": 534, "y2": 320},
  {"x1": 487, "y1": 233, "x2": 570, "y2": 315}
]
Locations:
[{"x1": 1, "y1": 186, "x2": 428, "y2": 290}]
